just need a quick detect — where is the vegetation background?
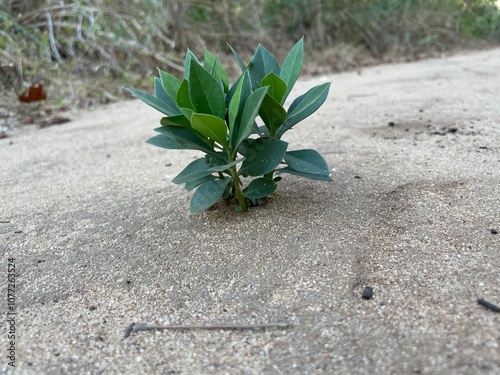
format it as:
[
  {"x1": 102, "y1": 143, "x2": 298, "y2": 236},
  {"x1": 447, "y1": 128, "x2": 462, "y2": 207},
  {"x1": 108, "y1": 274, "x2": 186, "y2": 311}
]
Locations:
[{"x1": 1, "y1": 0, "x2": 499, "y2": 129}]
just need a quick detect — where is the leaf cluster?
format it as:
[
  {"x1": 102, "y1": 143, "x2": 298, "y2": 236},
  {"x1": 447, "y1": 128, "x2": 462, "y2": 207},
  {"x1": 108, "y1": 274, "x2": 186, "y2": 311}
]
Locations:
[{"x1": 126, "y1": 39, "x2": 331, "y2": 212}]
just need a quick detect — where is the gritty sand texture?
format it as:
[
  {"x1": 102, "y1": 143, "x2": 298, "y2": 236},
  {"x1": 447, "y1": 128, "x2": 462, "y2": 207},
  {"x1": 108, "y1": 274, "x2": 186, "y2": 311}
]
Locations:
[{"x1": 1, "y1": 48, "x2": 499, "y2": 375}]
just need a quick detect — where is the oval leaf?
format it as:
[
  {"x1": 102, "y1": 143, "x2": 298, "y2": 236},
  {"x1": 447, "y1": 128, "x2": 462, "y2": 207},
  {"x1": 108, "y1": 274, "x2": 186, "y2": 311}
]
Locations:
[
  {"x1": 261, "y1": 72, "x2": 287, "y2": 103},
  {"x1": 249, "y1": 45, "x2": 281, "y2": 90},
  {"x1": 243, "y1": 177, "x2": 277, "y2": 199},
  {"x1": 155, "y1": 126, "x2": 215, "y2": 154},
  {"x1": 207, "y1": 157, "x2": 245, "y2": 172},
  {"x1": 191, "y1": 113, "x2": 228, "y2": 147},
  {"x1": 158, "y1": 69, "x2": 181, "y2": 101},
  {"x1": 190, "y1": 178, "x2": 231, "y2": 212},
  {"x1": 146, "y1": 134, "x2": 181, "y2": 149},
  {"x1": 204, "y1": 50, "x2": 229, "y2": 92},
  {"x1": 284, "y1": 149, "x2": 330, "y2": 176},
  {"x1": 233, "y1": 86, "x2": 268, "y2": 149},
  {"x1": 277, "y1": 167, "x2": 332, "y2": 181},
  {"x1": 259, "y1": 93, "x2": 286, "y2": 136},
  {"x1": 280, "y1": 38, "x2": 304, "y2": 103},
  {"x1": 276, "y1": 82, "x2": 331, "y2": 138},
  {"x1": 239, "y1": 138, "x2": 288, "y2": 176},
  {"x1": 172, "y1": 158, "x2": 211, "y2": 184},
  {"x1": 189, "y1": 61, "x2": 225, "y2": 119},
  {"x1": 124, "y1": 88, "x2": 178, "y2": 116}
]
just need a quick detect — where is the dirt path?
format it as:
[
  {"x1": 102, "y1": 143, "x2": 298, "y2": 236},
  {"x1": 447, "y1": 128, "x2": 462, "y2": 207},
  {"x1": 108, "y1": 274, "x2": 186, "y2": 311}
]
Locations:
[{"x1": 1, "y1": 48, "x2": 499, "y2": 374}]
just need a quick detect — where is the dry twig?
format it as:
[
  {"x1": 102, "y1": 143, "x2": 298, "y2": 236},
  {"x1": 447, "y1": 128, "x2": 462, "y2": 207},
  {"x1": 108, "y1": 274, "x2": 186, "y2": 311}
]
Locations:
[{"x1": 123, "y1": 321, "x2": 290, "y2": 339}]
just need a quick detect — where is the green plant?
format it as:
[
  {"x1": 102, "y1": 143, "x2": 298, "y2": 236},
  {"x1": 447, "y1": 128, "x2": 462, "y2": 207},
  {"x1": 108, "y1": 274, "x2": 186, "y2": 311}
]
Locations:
[{"x1": 126, "y1": 38, "x2": 331, "y2": 212}]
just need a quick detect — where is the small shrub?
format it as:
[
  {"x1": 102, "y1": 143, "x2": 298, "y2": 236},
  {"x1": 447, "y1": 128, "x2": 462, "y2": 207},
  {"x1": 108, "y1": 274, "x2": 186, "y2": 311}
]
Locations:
[{"x1": 126, "y1": 39, "x2": 331, "y2": 212}]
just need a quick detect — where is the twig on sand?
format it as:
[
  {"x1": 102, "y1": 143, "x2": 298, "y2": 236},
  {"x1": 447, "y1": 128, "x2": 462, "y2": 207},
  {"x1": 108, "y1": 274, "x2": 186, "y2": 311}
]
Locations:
[
  {"x1": 123, "y1": 322, "x2": 290, "y2": 340},
  {"x1": 0, "y1": 219, "x2": 11, "y2": 223}
]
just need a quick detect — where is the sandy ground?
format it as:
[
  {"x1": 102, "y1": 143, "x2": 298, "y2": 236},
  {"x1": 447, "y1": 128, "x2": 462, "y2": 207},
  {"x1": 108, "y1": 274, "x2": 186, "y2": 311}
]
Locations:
[{"x1": 1, "y1": 47, "x2": 499, "y2": 375}]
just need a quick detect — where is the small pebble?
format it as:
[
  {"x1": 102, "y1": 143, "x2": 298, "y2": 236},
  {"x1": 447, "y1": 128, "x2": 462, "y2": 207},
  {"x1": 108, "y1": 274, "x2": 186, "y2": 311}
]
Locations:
[
  {"x1": 362, "y1": 286, "x2": 373, "y2": 300},
  {"x1": 490, "y1": 228, "x2": 498, "y2": 235},
  {"x1": 388, "y1": 122, "x2": 395, "y2": 127}
]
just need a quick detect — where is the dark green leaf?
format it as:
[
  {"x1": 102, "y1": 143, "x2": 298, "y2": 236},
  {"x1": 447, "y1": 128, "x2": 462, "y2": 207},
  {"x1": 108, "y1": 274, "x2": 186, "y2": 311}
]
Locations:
[
  {"x1": 228, "y1": 71, "x2": 251, "y2": 142},
  {"x1": 207, "y1": 157, "x2": 245, "y2": 172},
  {"x1": 227, "y1": 43, "x2": 248, "y2": 73},
  {"x1": 154, "y1": 78, "x2": 181, "y2": 115},
  {"x1": 284, "y1": 149, "x2": 330, "y2": 177},
  {"x1": 204, "y1": 50, "x2": 229, "y2": 92},
  {"x1": 191, "y1": 113, "x2": 228, "y2": 147},
  {"x1": 190, "y1": 178, "x2": 231, "y2": 212},
  {"x1": 146, "y1": 134, "x2": 181, "y2": 149},
  {"x1": 259, "y1": 93, "x2": 286, "y2": 136},
  {"x1": 176, "y1": 80, "x2": 193, "y2": 109},
  {"x1": 184, "y1": 49, "x2": 200, "y2": 80},
  {"x1": 154, "y1": 126, "x2": 215, "y2": 154},
  {"x1": 158, "y1": 69, "x2": 181, "y2": 101},
  {"x1": 233, "y1": 86, "x2": 268, "y2": 149},
  {"x1": 172, "y1": 158, "x2": 212, "y2": 184},
  {"x1": 261, "y1": 72, "x2": 287, "y2": 103},
  {"x1": 239, "y1": 138, "x2": 288, "y2": 176},
  {"x1": 185, "y1": 175, "x2": 217, "y2": 191},
  {"x1": 124, "y1": 88, "x2": 178, "y2": 116},
  {"x1": 249, "y1": 45, "x2": 281, "y2": 90},
  {"x1": 276, "y1": 82, "x2": 331, "y2": 138},
  {"x1": 280, "y1": 38, "x2": 303, "y2": 103},
  {"x1": 277, "y1": 167, "x2": 332, "y2": 181},
  {"x1": 243, "y1": 177, "x2": 277, "y2": 198},
  {"x1": 189, "y1": 61, "x2": 225, "y2": 119},
  {"x1": 160, "y1": 115, "x2": 191, "y2": 128}
]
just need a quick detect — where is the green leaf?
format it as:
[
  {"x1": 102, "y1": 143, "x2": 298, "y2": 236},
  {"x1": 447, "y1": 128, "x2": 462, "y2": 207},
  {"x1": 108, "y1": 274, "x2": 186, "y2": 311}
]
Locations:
[
  {"x1": 154, "y1": 78, "x2": 176, "y2": 108},
  {"x1": 243, "y1": 177, "x2": 277, "y2": 198},
  {"x1": 172, "y1": 158, "x2": 211, "y2": 184},
  {"x1": 275, "y1": 82, "x2": 331, "y2": 138},
  {"x1": 280, "y1": 38, "x2": 303, "y2": 103},
  {"x1": 249, "y1": 45, "x2": 281, "y2": 90},
  {"x1": 227, "y1": 43, "x2": 248, "y2": 73},
  {"x1": 124, "y1": 88, "x2": 178, "y2": 116},
  {"x1": 239, "y1": 138, "x2": 288, "y2": 176},
  {"x1": 158, "y1": 69, "x2": 181, "y2": 100},
  {"x1": 232, "y1": 86, "x2": 268, "y2": 150},
  {"x1": 155, "y1": 126, "x2": 215, "y2": 154},
  {"x1": 207, "y1": 157, "x2": 245, "y2": 172},
  {"x1": 277, "y1": 167, "x2": 332, "y2": 181},
  {"x1": 204, "y1": 50, "x2": 229, "y2": 92},
  {"x1": 190, "y1": 178, "x2": 231, "y2": 212},
  {"x1": 261, "y1": 72, "x2": 287, "y2": 103},
  {"x1": 228, "y1": 71, "x2": 251, "y2": 141},
  {"x1": 160, "y1": 115, "x2": 191, "y2": 128},
  {"x1": 259, "y1": 93, "x2": 286, "y2": 136},
  {"x1": 189, "y1": 60, "x2": 225, "y2": 119},
  {"x1": 145, "y1": 134, "x2": 181, "y2": 149},
  {"x1": 184, "y1": 49, "x2": 200, "y2": 80},
  {"x1": 176, "y1": 80, "x2": 193, "y2": 110},
  {"x1": 185, "y1": 175, "x2": 217, "y2": 191},
  {"x1": 191, "y1": 113, "x2": 228, "y2": 147},
  {"x1": 284, "y1": 149, "x2": 330, "y2": 177}
]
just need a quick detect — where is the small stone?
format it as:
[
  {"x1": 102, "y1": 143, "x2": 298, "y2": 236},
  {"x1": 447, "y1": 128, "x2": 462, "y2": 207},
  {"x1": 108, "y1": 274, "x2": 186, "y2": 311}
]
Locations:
[
  {"x1": 362, "y1": 286, "x2": 373, "y2": 300},
  {"x1": 490, "y1": 228, "x2": 498, "y2": 235},
  {"x1": 388, "y1": 121, "x2": 395, "y2": 127}
]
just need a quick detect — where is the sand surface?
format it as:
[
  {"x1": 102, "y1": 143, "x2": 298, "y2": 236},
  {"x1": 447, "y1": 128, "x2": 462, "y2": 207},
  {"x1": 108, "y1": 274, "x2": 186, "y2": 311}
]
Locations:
[{"x1": 1, "y1": 47, "x2": 500, "y2": 374}]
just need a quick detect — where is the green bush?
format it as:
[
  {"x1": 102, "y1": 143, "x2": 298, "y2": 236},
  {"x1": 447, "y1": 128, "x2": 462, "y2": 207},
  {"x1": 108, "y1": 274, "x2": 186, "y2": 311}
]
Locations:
[{"x1": 126, "y1": 39, "x2": 332, "y2": 212}]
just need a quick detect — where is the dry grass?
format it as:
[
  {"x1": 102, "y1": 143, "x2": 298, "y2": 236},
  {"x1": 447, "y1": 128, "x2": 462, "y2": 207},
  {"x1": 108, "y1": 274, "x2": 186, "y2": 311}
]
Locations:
[{"x1": 0, "y1": 0, "x2": 499, "y2": 134}]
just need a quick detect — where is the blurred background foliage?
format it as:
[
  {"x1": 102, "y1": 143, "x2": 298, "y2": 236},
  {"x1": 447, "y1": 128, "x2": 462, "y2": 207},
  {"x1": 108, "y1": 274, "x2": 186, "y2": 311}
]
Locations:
[{"x1": 1, "y1": 0, "x2": 499, "y2": 111}]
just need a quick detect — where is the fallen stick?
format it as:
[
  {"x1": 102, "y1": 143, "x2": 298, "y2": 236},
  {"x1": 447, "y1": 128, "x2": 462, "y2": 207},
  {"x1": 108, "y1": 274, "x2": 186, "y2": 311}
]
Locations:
[{"x1": 123, "y1": 322, "x2": 290, "y2": 339}]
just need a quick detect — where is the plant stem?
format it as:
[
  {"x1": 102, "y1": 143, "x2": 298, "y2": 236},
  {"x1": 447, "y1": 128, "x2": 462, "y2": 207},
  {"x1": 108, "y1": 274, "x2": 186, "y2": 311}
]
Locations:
[{"x1": 230, "y1": 165, "x2": 247, "y2": 212}]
